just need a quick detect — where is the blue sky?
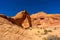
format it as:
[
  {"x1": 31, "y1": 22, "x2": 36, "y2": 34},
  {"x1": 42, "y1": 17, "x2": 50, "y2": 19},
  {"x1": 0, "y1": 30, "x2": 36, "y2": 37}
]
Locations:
[{"x1": 0, "y1": 0, "x2": 60, "y2": 16}]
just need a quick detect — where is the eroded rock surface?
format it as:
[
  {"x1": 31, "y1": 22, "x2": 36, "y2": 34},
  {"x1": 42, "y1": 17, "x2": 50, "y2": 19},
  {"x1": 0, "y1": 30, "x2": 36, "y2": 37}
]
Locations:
[
  {"x1": 30, "y1": 12, "x2": 60, "y2": 28},
  {"x1": 0, "y1": 11, "x2": 60, "y2": 40},
  {"x1": 0, "y1": 23, "x2": 60, "y2": 40}
]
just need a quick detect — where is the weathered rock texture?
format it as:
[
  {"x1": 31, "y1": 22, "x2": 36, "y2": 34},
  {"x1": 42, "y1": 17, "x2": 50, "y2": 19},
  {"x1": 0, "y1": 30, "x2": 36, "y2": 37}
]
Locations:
[
  {"x1": 0, "y1": 11, "x2": 60, "y2": 40},
  {"x1": 12, "y1": 10, "x2": 32, "y2": 28},
  {"x1": 30, "y1": 12, "x2": 60, "y2": 28}
]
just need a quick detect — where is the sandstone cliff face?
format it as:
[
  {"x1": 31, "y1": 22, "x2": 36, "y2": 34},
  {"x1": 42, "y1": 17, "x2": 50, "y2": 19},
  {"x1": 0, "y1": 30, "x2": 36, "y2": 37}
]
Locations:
[
  {"x1": 0, "y1": 11, "x2": 60, "y2": 40},
  {"x1": 30, "y1": 12, "x2": 60, "y2": 28}
]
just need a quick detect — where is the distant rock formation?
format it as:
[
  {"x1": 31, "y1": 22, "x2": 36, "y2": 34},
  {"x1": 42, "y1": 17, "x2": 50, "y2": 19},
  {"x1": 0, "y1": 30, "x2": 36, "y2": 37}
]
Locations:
[
  {"x1": 12, "y1": 10, "x2": 32, "y2": 28},
  {"x1": 30, "y1": 12, "x2": 60, "y2": 28},
  {"x1": 0, "y1": 10, "x2": 32, "y2": 28},
  {"x1": 0, "y1": 11, "x2": 60, "y2": 28}
]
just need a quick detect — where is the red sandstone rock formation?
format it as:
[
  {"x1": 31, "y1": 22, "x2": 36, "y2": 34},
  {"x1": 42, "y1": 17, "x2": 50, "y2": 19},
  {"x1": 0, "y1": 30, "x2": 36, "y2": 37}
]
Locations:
[
  {"x1": 0, "y1": 11, "x2": 60, "y2": 28},
  {"x1": 0, "y1": 11, "x2": 60, "y2": 40},
  {"x1": 30, "y1": 12, "x2": 60, "y2": 28},
  {"x1": 12, "y1": 10, "x2": 32, "y2": 28},
  {"x1": 0, "y1": 10, "x2": 32, "y2": 28}
]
